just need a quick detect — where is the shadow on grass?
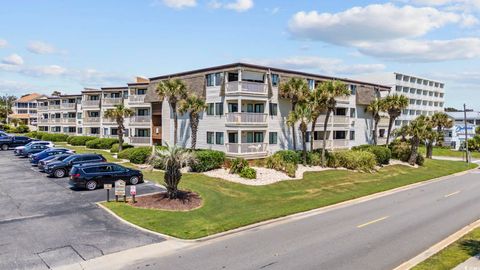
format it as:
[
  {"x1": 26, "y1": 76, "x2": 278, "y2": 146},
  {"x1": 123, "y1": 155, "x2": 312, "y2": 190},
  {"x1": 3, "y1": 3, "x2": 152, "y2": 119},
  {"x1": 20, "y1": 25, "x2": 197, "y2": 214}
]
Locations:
[{"x1": 460, "y1": 239, "x2": 480, "y2": 257}]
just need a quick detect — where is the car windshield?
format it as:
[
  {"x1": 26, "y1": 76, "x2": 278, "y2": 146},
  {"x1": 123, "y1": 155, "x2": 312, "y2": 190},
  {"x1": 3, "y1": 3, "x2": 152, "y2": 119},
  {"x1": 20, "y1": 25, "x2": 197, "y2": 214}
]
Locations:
[
  {"x1": 56, "y1": 155, "x2": 70, "y2": 161},
  {"x1": 63, "y1": 155, "x2": 78, "y2": 162}
]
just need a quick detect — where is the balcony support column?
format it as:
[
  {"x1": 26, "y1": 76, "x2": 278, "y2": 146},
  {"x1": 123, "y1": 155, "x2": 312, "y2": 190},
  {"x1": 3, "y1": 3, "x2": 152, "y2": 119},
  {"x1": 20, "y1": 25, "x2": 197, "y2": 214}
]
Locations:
[{"x1": 237, "y1": 130, "x2": 241, "y2": 154}]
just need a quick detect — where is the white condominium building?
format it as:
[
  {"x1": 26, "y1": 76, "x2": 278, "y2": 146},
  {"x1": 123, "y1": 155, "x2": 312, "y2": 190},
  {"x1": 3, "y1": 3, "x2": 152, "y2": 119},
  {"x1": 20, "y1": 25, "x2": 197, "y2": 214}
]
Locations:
[{"x1": 9, "y1": 93, "x2": 46, "y2": 130}]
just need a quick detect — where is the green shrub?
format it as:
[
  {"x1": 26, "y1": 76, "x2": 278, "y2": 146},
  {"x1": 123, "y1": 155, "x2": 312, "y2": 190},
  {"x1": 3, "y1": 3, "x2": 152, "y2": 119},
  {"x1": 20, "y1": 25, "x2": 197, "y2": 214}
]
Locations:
[
  {"x1": 190, "y1": 150, "x2": 225, "y2": 172},
  {"x1": 34, "y1": 132, "x2": 47, "y2": 139},
  {"x1": 239, "y1": 166, "x2": 256, "y2": 179},
  {"x1": 117, "y1": 147, "x2": 136, "y2": 159},
  {"x1": 68, "y1": 136, "x2": 97, "y2": 146},
  {"x1": 13, "y1": 124, "x2": 30, "y2": 133},
  {"x1": 110, "y1": 143, "x2": 134, "y2": 153},
  {"x1": 277, "y1": 150, "x2": 301, "y2": 164},
  {"x1": 352, "y1": 145, "x2": 391, "y2": 165},
  {"x1": 284, "y1": 162, "x2": 297, "y2": 178},
  {"x1": 26, "y1": 131, "x2": 38, "y2": 138},
  {"x1": 327, "y1": 150, "x2": 376, "y2": 172},
  {"x1": 86, "y1": 138, "x2": 119, "y2": 149},
  {"x1": 118, "y1": 147, "x2": 151, "y2": 164},
  {"x1": 390, "y1": 141, "x2": 411, "y2": 162},
  {"x1": 416, "y1": 154, "x2": 425, "y2": 166},
  {"x1": 229, "y1": 158, "x2": 248, "y2": 174},
  {"x1": 41, "y1": 133, "x2": 69, "y2": 142},
  {"x1": 266, "y1": 151, "x2": 298, "y2": 177}
]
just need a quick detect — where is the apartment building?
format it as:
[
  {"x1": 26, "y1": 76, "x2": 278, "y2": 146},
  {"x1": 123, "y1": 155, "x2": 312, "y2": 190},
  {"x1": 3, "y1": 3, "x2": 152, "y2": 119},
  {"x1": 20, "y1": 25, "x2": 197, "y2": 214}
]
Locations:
[
  {"x1": 444, "y1": 111, "x2": 480, "y2": 149},
  {"x1": 356, "y1": 72, "x2": 446, "y2": 128},
  {"x1": 8, "y1": 93, "x2": 46, "y2": 130},
  {"x1": 145, "y1": 63, "x2": 391, "y2": 158},
  {"x1": 37, "y1": 94, "x2": 82, "y2": 134}
]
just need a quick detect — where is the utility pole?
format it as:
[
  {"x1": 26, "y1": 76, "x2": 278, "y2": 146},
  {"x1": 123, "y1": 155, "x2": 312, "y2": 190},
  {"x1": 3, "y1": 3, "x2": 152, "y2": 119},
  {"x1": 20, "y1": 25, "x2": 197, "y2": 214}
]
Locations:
[{"x1": 464, "y1": 103, "x2": 470, "y2": 163}]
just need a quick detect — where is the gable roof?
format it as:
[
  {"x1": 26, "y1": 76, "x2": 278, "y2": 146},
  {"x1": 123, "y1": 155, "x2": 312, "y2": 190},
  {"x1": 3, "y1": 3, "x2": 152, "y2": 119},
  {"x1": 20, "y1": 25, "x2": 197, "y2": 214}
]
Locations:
[{"x1": 16, "y1": 93, "x2": 45, "y2": 102}]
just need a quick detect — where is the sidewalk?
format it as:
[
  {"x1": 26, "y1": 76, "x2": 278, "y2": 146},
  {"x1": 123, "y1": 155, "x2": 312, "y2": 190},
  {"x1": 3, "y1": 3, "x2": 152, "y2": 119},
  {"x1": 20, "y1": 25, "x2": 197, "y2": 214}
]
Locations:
[{"x1": 454, "y1": 255, "x2": 480, "y2": 270}]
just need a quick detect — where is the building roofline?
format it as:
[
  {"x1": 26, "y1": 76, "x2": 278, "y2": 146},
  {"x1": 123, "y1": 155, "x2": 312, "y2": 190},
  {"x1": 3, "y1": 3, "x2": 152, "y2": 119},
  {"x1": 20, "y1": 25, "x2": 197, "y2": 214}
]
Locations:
[
  {"x1": 101, "y1": 86, "x2": 128, "y2": 90},
  {"x1": 149, "y1": 62, "x2": 391, "y2": 90},
  {"x1": 127, "y1": 82, "x2": 149, "y2": 86},
  {"x1": 393, "y1": 72, "x2": 444, "y2": 84}
]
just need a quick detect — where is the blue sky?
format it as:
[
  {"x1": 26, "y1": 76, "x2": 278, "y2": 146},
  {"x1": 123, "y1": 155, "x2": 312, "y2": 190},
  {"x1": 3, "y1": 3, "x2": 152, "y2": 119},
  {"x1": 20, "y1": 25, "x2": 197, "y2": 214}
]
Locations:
[{"x1": 0, "y1": 0, "x2": 479, "y2": 109}]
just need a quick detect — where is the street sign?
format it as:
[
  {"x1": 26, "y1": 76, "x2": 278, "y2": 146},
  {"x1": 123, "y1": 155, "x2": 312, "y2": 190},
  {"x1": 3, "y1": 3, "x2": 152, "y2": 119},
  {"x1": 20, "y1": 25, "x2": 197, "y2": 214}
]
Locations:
[
  {"x1": 104, "y1": 184, "x2": 112, "y2": 190},
  {"x1": 115, "y1": 180, "x2": 126, "y2": 196},
  {"x1": 130, "y1": 186, "x2": 136, "y2": 196}
]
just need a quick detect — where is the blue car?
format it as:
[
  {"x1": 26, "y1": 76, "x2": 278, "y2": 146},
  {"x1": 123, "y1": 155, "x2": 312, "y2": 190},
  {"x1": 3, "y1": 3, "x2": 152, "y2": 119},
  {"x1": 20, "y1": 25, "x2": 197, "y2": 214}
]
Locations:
[
  {"x1": 20, "y1": 144, "x2": 51, "y2": 157},
  {"x1": 30, "y1": 148, "x2": 75, "y2": 165},
  {"x1": 38, "y1": 153, "x2": 73, "y2": 172}
]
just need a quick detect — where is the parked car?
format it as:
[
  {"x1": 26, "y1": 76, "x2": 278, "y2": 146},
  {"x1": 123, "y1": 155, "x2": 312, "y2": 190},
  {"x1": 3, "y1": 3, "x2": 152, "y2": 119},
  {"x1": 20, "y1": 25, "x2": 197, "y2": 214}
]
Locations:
[
  {"x1": 0, "y1": 131, "x2": 9, "y2": 137},
  {"x1": 38, "y1": 153, "x2": 73, "y2": 172},
  {"x1": 14, "y1": 141, "x2": 54, "y2": 155},
  {"x1": 45, "y1": 154, "x2": 106, "y2": 178},
  {"x1": 0, "y1": 136, "x2": 34, "y2": 150},
  {"x1": 30, "y1": 148, "x2": 75, "y2": 165},
  {"x1": 69, "y1": 163, "x2": 143, "y2": 190},
  {"x1": 19, "y1": 144, "x2": 51, "y2": 157}
]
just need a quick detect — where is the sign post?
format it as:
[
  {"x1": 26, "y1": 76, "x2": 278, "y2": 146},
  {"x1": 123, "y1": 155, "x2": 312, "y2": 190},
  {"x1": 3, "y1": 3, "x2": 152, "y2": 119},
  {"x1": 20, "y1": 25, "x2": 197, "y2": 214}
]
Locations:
[
  {"x1": 115, "y1": 180, "x2": 126, "y2": 202},
  {"x1": 130, "y1": 186, "x2": 137, "y2": 203},
  {"x1": 104, "y1": 184, "x2": 112, "y2": 202}
]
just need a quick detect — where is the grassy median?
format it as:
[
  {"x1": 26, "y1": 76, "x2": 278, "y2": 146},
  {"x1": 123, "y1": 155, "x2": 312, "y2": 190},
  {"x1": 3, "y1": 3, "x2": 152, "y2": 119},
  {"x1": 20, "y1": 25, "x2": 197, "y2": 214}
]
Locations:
[
  {"x1": 419, "y1": 147, "x2": 480, "y2": 159},
  {"x1": 55, "y1": 142, "x2": 122, "y2": 163},
  {"x1": 413, "y1": 226, "x2": 480, "y2": 270},
  {"x1": 103, "y1": 159, "x2": 477, "y2": 239}
]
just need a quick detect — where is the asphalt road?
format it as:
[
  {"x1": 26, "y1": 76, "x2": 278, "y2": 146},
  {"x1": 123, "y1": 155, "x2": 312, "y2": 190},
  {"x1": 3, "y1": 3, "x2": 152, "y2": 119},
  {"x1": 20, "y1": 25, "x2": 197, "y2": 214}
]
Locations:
[
  {"x1": 122, "y1": 168, "x2": 480, "y2": 270},
  {"x1": 0, "y1": 150, "x2": 165, "y2": 270}
]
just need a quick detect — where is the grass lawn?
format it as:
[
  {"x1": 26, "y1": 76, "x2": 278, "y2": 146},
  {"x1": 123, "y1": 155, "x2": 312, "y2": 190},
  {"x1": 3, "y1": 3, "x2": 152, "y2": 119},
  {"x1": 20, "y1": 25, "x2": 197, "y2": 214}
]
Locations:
[
  {"x1": 412, "y1": 227, "x2": 480, "y2": 270},
  {"x1": 104, "y1": 159, "x2": 477, "y2": 239},
  {"x1": 419, "y1": 147, "x2": 480, "y2": 159},
  {"x1": 55, "y1": 142, "x2": 122, "y2": 163}
]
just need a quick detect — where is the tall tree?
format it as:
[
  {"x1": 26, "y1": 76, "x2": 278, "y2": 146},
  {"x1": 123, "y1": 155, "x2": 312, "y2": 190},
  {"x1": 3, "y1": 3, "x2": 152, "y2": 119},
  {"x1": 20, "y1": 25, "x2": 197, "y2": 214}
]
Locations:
[
  {"x1": 156, "y1": 79, "x2": 188, "y2": 145},
  {"x1": 287, "y1": 104, "x2": 312, "y2": 165},
  {"x1": 316, "y1": 80, "x2": 350, "y2": 166},
  {"x1": 307, "y1": 86, "x2": 327, "y2": 151},
  {"x1": 383, "y1": 94, "x2": 409, "y2": 145},
  {"x1": 279, "y1": 77, "x2": 309, "y2": 151},
  {"x1": 104, "y1": 104, "x2": 134, "y2": 152},
  {"x1": 431, "y1": 112, "x2": 453, "y2": 147},
  {"x1": 366, "y1": 98, "x2": 386, "y2": 145},
  {"x1": 178, "y1": 94, "x2": 207, "y2": 149},
  {"x1": 405, "y1": 115, "x2": 429, "y2": 165}
]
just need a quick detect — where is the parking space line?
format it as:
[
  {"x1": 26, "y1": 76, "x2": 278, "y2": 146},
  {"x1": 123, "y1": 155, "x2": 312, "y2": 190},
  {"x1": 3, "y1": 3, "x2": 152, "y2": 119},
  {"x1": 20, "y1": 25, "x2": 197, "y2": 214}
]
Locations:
[{"x1": 357, "y1": 216, "x2": 389, "y2": 228}]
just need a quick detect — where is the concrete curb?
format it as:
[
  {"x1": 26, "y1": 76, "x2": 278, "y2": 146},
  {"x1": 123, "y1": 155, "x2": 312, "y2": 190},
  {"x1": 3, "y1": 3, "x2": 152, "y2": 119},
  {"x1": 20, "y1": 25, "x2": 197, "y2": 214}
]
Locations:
[{"x1": 394, "y1": 219, "x2": 480, "y2": 270}]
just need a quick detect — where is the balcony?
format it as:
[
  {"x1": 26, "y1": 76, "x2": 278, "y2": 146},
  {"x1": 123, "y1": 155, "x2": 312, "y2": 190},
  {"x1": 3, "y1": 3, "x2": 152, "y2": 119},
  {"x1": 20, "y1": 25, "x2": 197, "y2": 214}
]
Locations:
[
  {"x1": 377, "y1": 138, "x2": 387, "y2": 145},
  {"x1": 316, "y1": 115, "x2": 350, "y2": 126},
  {"x1": 128, "y1": 95, "x2": 146, "y2": 104},
  {"x1": 378, "y1": 118, "x2": 390, "y2": 127},
  {"x1": 225, "y1": 143, "x2": 268, "y2": 157},
  {"x1": 48, "y1": 105, "x2": 61, "y2": 110},
  {"x1": 82, "y1": 100, "x2": 100, "y2": 108},
  {"x1": 38, "y1": 105, "x2": 48, "y2": 111},
  {"x1": 130, "y1": 116, "x2": 150, "y2": 126},
  {"x1": 61, "y1": 103, "x2": 76, "y2": 110},
  {"x1": 38, "y1": 119, "x2": 49, "y2": 124},
  {"x1": 130, "y1": 137, "x2": 151, "y2": 145},
  {"x1": 226, "y1": 81, "x2": 267, "y2": 96},
  {"x1": 102, "y1": 98, "x2": 123, "y2": 106},
  {"x1": 102, "y1": 118, "x2": 116, "y2": 125},
  {"x1": 225, "y1": 113, "x2": 268, "y2": 126},
  {"x1": 60, "y1": 118, "x2": 76, "y2": 124},
  {"x1": 83, "y1": 117, "x2": 101, "y2": 124},
  {"x1": 50, "y1": 118, "x2": 62, "y2": 124},
  {"x1": 313, "y1": 139, "x2": 349, "y2": 150}
]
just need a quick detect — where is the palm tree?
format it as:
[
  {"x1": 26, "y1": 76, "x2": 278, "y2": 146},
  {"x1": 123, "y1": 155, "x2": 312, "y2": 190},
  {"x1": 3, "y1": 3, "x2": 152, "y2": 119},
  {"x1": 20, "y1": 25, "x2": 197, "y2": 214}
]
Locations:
[
  {"x1": 287, "y1": 104, "x2": 312, "y2": 165},
  {"x1": 383, "y1": 94, "x2": 409, "y2": 145},
  {"x1": 10, "y1": 118, "x2": 21, "y2": 127},
  {"x1": 366, "y1": 98, "x2": 385, "y2": 145},
  {"x1": 156, "y1": 79, "x2": 188, "y2": 145},
  {"x1": 405, "y1": 115, "x2": 429, "y2": 165},
  {"x1": 279, "y1": 77, "x2": 309, "y2": 151},
  {"x1": 151, "y1": 144, "x2": 195, "y2": 199},
  {"x1": 178, "y1": 94, "x2": 207, "y2": 149},
  {"x1": 316, "y1": 80, "x2": 350, "y2": 166},
  {"x1": 307, "y1": 86, "x2": 327, "y2": 151},
  {"x1": 431, "y1": 112, "x2": 453, "y2": 146},
  {"x1": 104, "y1": 104, "x2": 134, "y2": 152}
]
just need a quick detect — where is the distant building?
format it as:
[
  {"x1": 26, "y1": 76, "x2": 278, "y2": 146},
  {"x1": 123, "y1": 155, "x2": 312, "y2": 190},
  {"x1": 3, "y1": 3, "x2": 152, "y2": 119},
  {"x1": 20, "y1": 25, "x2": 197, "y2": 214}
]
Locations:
[
  {"x1": 8, "y1": 93, "x2": 46, "y2": 130},
  {"x1": 444, "y1": 111, "x2": 480, "y2": 149}
]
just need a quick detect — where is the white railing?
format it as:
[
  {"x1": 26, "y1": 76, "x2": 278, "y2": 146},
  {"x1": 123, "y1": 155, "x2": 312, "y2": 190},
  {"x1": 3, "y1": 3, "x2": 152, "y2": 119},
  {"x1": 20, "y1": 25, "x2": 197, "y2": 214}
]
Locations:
[
  {"x1": 86, "y1": 133, "x2": 101, "y2": 137},
  {"x1": 48, "y1": 105, "x2": 61, "y2": 110},
  {"x1": 61, "y1": 118, "x2": 76, "y2": 123},
  {"x1": 128, "y1": 95, "x2": 146, "y2": 104},
  {"x1": 61, "y1": 103, "x2": 76, "y2": 109},
  {"x1": 50, "y1": 118, "x2": 62, "y2": 123},
  {"x1": 82, "y1": 100, "x2": 100, "y2": 107},
  {"x1": 332, "y1": 115, "x2": 350, "y2": 125},
  {"x1": 83, "y1": 117, "x2": 101, "y2": 123},
  {"x1": 102, "y1": 118, "x2": 116, "y2": 124},
  {"x1": 377, "y1": 138, "x2": 387, "y2": 145},
  {"x1": 38, "y1": 119, "x2": 49, "y2": 123},
  {"x1": 226, "y1": 81, "x2": 267, "y2": 95},
  {"x1": 38, "y1": 105, "x2": 48, "y2": 111},
  {"x1": 130, "y1": 116, "x2": 150, "y2": 125},
  {"x1": 130, "y1": 137, "x2": 151, "y2": 145},
  {"x1": 226, "y1": 143, "x2": 268, "y2": 154},
  {"x1": 378, "y1": 118, "x2": 390, "y2": 127},
  {"x1": 102, "y1": 98, "x2": 123, "y2": 106},
  {"x1": 335, "y1": 96, "x2": 350, "y2": 103},
  {"x1": 313, "y1": 140, "x2": 349, "y2": 149},
  {"x1": 225, "y1": 113, "x2": 267, "y2": 125},
  {"x1": 332, "y1": 139, "x2": 349, "y2": 148}
]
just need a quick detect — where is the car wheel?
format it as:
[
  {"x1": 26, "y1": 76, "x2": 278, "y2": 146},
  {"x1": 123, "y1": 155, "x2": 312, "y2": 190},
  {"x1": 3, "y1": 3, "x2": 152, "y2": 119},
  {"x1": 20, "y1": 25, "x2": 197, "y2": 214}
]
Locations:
[
  {"x1": 1, "y1": 144, "x2": 7, "y2": 151},
  {"x1": 54, "y1": 169, "x2": 66, "y2": 178},
  {"x1": 86, "y1": 180, "x2": 97, "y2": 191},
  {"x1": 129, "y1": 176, "x2": 140, "y2": 185}
]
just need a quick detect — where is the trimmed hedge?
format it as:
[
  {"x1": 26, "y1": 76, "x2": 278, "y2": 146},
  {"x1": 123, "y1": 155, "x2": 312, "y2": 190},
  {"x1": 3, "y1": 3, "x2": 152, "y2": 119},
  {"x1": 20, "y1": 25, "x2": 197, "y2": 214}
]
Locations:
[
  {"x1": 67, "y1": 136, "x2": 97, "y2": 146},
  {"x1": 190, "y1": 150, "x2": 225, "y2": 172},
  {"x1": 327, "y1": 150, "x2": 377, "y2": 172},
  {"x1": 352, "y1": 145, "x2": 391, "y2": 165},
  {"x1": 110, "y1": 143, "x2": 134, "y2": 153},
  {"x1": 41, "y1": 133, "x2": 69, "y2": 142},
  {"x1": 86, "y1": 138, "x2": 119, "y2": 149},
  {"x1": 118, "y1": 147, "x2": 151, "y2": 164}
]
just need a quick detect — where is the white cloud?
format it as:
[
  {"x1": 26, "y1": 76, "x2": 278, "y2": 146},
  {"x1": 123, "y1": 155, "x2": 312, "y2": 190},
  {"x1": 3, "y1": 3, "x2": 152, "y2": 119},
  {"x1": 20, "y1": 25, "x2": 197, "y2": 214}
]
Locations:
[
  {"x1": 73, "y1": 69, "x2": 131, "y2": 86},
  {"x1": 1, "y1": 54, "x2": 24, "y2": 65},
  {"x1": 22, "y1": 65, "x2": 67, "y2": 76},
  {"x1": 210, "y1": 0, "x2": 253, "y2": 12},
  {"x1": 243, "y1": 56, "x2": 386, "y2": 75},
  {"x1": 0, "y1": 39, "x2": 7, "y2": 48},
  {"x1": 0, "y1": 79, "x2": 35, "y2": 94},
  {"x1": 27, "y1": 41, "x2": 56, "y2": 54},
  {"x1": 358, "y1": 38, "x2": 480, "y2": 61},
  {"x1": 162, "y1": 0, "x2": 196, "y2": 9},
  {"x1": 288, "y1": 3, "x2": 471, "y2": 46}
]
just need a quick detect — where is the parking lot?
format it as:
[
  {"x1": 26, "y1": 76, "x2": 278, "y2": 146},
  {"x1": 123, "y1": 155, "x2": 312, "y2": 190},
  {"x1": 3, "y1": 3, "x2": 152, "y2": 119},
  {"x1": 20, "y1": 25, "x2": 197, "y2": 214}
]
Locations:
[{"x1": 0, "y1": 150, "x2": 165, "y2": 269}]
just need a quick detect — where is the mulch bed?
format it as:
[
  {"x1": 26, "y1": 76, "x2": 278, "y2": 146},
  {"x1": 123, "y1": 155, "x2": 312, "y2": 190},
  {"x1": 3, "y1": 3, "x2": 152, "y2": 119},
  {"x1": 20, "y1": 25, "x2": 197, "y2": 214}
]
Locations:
[{"x1": 129, "y1": 191, "x2": 202, "y2": 211}]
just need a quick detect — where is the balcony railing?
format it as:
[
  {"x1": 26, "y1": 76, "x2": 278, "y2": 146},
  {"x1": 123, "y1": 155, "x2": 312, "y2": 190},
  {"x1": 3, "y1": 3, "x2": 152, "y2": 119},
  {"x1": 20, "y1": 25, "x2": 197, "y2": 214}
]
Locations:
[
  {"x1": 226, "y1": 143, "x2": 268, "y2": 155},
  {"x1": 226, "y1": 81, "x2": 267, "y2": 95},
  {"x1": 82, "y1": 100, "x2": 100, "y2": 107},
  {"x1": 83, "y1": 117, "x2": 101, "y2": 124},
  {"x1": 50, "y1": 118, "x2": 62, "y2": 123},
  {"x1": 313, "y1": 139, "x2": 349, "y2": 149},
  {"x1": 60, "y1": 118, "x2": 76, "y2": 124},
  {"x1": 48, "y1": 105, "x2": 61, "y2": 110},
  {"x1": 38, "y1": 119, "x2": 49, "y2": 124},
  {"x1": 225, "y1": 113, "x2": 267, "y2": 125},
  {"x1": 102, "y1": 98, "x2": 123, "y2": 106},
  {"x1": 38, "y1": 105, "x2": 48, "y2": 111},
  {"x1": 128, "y1": 95, "x2": 146, "y2": 104},
  {"x1": 130, "y1": 137, "x2": 151, "y2": 145},
  {"x1": 332, "y1": 115, "x2": 350, "y2": 125},
  {"x1": 102, "y1": 118, "x2": 116, "y2": 124},
  {"x1": 130, "y1": 116, "x2": 150, "y2": 126},
  {"x1": 61, "y1": 103, "x2": 76, "y2": 109}
]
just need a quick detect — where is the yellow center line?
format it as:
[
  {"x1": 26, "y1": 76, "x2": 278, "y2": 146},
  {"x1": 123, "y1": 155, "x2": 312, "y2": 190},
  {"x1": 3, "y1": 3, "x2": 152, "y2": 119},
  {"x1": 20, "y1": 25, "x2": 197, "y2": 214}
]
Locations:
[
  {"x1": 357, "y1": 216, "x2": 389, "y2": 228},
  {"x1": 444, "y1": 191, "x2": 461, "y2": 198}
]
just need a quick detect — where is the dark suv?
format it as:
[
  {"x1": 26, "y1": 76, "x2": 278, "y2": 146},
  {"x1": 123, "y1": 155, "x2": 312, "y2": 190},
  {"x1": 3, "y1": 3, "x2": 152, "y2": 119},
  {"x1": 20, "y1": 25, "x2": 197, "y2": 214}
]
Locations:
[
  {"x1": 0, "y1": 136, "x2": 33, "y2": 150},
  {"x1": 45, "y1": 154, "x2": 106, "y2": 178},
  {"x1": 38, "y1": 153, "x2": 72, "y2": 172},
  {"x1": 69, "y1": 163, "x2": 143, "y2": 190}
]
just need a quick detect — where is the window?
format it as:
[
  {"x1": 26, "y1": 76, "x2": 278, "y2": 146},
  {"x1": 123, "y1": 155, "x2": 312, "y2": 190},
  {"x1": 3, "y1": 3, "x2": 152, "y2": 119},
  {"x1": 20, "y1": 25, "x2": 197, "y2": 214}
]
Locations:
[
  {"x1": 333, "y1": 131, "x2": 346, "y2": 140},
  {"x1": 254, "y1": 104, "x2": 264, "y2": 113},
  {"x1": 228, "y1": 133, "x2": 238, "y2": 143},
  {"x1": 228, "y1": 72, "x2": 239, "y2": 82},
  {"x1": 349, "y1": 131, "x2": 355, "y2": 140},
  {"x1": 111, "y1": 128, "x2": 118, "y2": 135},
  {"x1": 307, "y1": 79, "x2": 315, "y2": 90},
  {"x1": 207, "y1": 103, "x2": 214, "y2": 115},
  {"x1": 91, "y1": 127, "x2": 100, "y2": 134},
  {"x1": 137, "y1": 89, "x2": 146, "y2": 95},
  {"x1": 206, "y1": 74, "x2": 214, "y2": 87},
  {"x1": 379, "y1": 129, "x2": 386, "y2": 138},
  {"x1": 410, "y1": 88, "x2": 415, "y2": 94},
  {"x1": 207, "y1": 132, "x2": 214, "y2": 144},
  {"x1": 269, "y1": 103, "x2": 278, "y2": 116},
  {"x1": 228, "y1": 103, "x2": 238, "y2": 113},
  {"x1": 396, "y1": 74, "x2": 402, "y2": 80},
  {"x1": 215, "y1": 73, "x2": 222, "y2": 86},
  {"x1": 336, "y1": 108, "x2": 347, "y2": 116},
  {"x1": 77, "y1": 127, "x2": 83, "y2": 134},
  {"x1": 350, "y1": 85, "x2": 357, "y2": 95},
  {"x1": 137, "y1": 109, "x2": 149, "y2": 116},
  {"x1": 271, "y1": 74, "x2": 279, "y2": 87},
  {"x1": 215, "y1": 103, "x2": 223, "y2": 116},
  {"x1": 396, "y1": 86, "x2": 402, "y2": 92},
  {"x1": 269, "y1": 132, "x2": 278, "y2": 144},
  {"x1": 395, "y1": 120, "x2": 401, "y2": 126},
  {"x1": 215, "y1": 132, "x2": 224, "y2": 145},
  {"x1": 137, "y1": 129, "x2": 150, "y2": 137},
  {"x1": 350, "y1": 108, "x2": 356, "y2": 118}
]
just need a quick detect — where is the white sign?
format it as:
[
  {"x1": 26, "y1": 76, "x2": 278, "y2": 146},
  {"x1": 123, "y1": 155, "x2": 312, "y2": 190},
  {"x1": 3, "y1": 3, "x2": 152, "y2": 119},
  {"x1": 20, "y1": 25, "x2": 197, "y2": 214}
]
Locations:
[
  {"x1": 130, "y1": 186, "x2": 136, "y2": 196},
  {"x1": 115, "y1": 180, "x2": 126, "y2": 196},
  {"x1": 104, "y1": 184, "x2": 112, "y2": 190}
]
